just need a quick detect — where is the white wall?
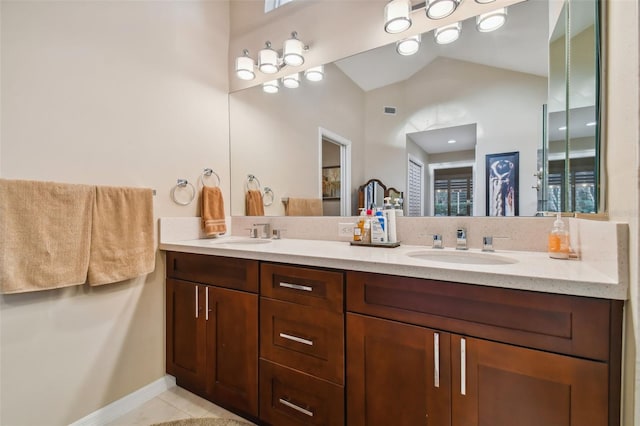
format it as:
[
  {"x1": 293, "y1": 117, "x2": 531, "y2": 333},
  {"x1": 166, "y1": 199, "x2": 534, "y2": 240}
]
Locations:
[
  {"x1": 0, "y1": 1, "x2": 230, "y2": 424},
  {"x1": 605, "y1": 1, "x2": 640, "y2": 424}
]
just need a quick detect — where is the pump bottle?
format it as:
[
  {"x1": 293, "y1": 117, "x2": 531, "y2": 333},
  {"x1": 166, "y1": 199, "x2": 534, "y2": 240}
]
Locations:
[{"x1": 548, "y1": 213, "x2": 570, "y2": 259}]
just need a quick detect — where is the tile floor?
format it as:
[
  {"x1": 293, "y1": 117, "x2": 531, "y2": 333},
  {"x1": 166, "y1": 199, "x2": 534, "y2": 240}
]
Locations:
[{"x1": 105, "y1": 386, "x2": 256, "y2": 426}]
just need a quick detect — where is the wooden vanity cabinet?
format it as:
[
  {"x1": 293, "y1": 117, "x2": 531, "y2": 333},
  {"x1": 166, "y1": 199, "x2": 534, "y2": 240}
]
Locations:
[
  {"x1": 346, "y1": 271, "x2": 623, "y2": 426},
  {"x1": 166, "y1": 252, "x2": 259, "y2": 419},
  {"x1": 259, "y1": 263, "x2": 345, "y2": 426}
]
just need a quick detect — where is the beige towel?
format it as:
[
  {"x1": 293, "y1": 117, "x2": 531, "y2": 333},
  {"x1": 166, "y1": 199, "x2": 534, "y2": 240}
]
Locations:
[
  {"x1": 0, "y1": 179, "x2": 94, "y2": 294},
  {"x1": 285, "y1": 198, "x2": 323, "y2": 216},
  {"x1": 201, "y1": 186, "x2": 226, "y2": 236},
  {"x1": 87, "y1": 186, "x2": 155, "y2": 286},
  {"x1": 245, "y1": 189, "x2": 264, "y2": 216}
]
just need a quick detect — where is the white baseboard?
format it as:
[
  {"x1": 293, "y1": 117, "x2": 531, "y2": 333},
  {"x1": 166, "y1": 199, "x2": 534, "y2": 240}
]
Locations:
[{"x1": 69, "y1": 375, "x2": 176, "y2": 426}]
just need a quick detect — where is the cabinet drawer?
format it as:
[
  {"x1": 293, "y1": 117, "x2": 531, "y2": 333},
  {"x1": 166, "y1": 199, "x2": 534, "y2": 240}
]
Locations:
[
  {"x1": 166, "y1": 252, "x2": 258, "y2": 293},
  {"x1": 347, "y1": 271, "x2": 617, "y2": 361},
  {"x1": 260, "y1": 360, "x2": 344, "y2": 426},
  {"x1": 261, "y1": 298, "x2": 344, "y2": 385},
  {"x1": 261, "y1": 263, "x2": 344, "y2": 312}
]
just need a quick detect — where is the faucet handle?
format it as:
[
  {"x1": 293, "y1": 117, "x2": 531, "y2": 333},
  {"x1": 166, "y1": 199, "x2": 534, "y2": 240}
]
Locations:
[
  {"x1": 272, "y1": 228, "x2": 285, "y2": 240},
  {"x1": 245, "y1": 227, "x2": 259, "y2": 238},
  {"x1": 482, "y1": 236, "x2": 494, "y2": 252},
  {"x1": 432, "y1": 234, "x2": 443, "y2": 249}
]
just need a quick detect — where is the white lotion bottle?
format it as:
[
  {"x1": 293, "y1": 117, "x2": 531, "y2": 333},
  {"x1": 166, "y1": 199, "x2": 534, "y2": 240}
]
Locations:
[{"x1": 383, "y1": 197, "x2": 397, "y2": 243}]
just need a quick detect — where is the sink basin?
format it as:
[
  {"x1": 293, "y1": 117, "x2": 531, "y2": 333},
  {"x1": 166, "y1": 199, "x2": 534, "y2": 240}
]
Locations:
[
  {"x1": 407, "y1": 250, "x2": 517, "y2": 265},
  {"x1": 208, "y1": 237, "x2": 272, "y2": 245}
]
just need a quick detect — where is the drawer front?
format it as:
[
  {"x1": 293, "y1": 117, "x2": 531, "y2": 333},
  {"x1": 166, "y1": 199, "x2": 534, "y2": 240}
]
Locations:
[
  {"x1": 261, "y1": 298, "x2": 344, "y2": 385},
  {"x1": 166, "y1": 252, "x2": 258, "y2": 293},
  {"x1": 261, "y1": 263, "x2": 344, "y2": 312},
  {"x1": 346, "y1": 271, "x2": 614, "y2": 361},
  {"x1": 260, "y1": 360, "x2": 344, "y2": 426}
]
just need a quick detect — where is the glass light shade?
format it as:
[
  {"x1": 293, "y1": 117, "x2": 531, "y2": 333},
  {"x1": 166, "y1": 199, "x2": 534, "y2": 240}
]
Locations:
[
  {"x1": 263, "y1": 80, "x2": 279, "y2": 94},
  {"x1": 384, "y1": 0, "x2": 412, "y2": 34},
  {"x1": 283, "y1": 73, "x2": 300, "y2": 88},
  {"x1": 434, "y1": 22, "x2": 461, "y2": 44},
  {"x1": 396, "y1": 34, "x2": 421, "y2": 56},
  {"x1": 258, "y1": 44, "x2": 279, "y2": 74},
  {"x1": 235, "y1": 55, "x2": 255, "y2": 81},
  {"x1": 283, "y1": 37, "x2": 305, "y2": 67},
  {"x1": 474, "y1": 0, "x2": 496, "y2": 3},
  {"x1": 476, "y1": 8, "x2": 507, "y2": 32},
  {"x1": 426, "y1": 0, "x2": 459, "y2": 19},
  {"x1": 304, "y1": 65, "x2": 324, "y2": 82}
]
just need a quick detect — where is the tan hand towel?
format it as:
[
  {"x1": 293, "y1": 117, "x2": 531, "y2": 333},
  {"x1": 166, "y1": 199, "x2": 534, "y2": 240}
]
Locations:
[
  {"x1": 0, "y1": 179, "x2": 94, "y2": 294},
  {"x1": 245, "y1": 189, "x2": 264, "y2": 216},
  {"x1": 285, "y1": 198, "x2": 323, "y2": 216},
  {"x1": 201, "y1": 186, "x2": 227, "y2": 236},
  {"x1": 87, "y1": 186, "x2": 155, "y2": 286}
]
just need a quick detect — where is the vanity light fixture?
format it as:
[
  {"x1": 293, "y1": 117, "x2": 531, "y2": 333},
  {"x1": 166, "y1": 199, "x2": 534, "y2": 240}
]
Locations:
[
  {"x1": 258, "y1": 42, "x2": 279, "y2": 74},
  {"x1": 426, "y1": 0, "x2": 461, "y2": 20},
  {"x1": 384, "y1": 0, "x2": 413, "y2": 33},
  {"x1": 235, "y1": 50, "x2": 256, "y2": 81},
  {"x1": 282, "y1": 72, "x2": 300, "y2": 88},
  {"x1": 234, "y1": 31, "x2": 309, "y2": 80},
  {"x1": 476, "y1": 8, "x2": 507, "y2": 32},
  {"x1": 304, "y1": 65, "x2": 324, "y2": 82},
  {"x1": 263, "y1": 79, "x2": 279, "y2": 94},
  {"x1": 434, "y1": 22, "x2": 462, "y2": 45},
  {"x1": 396, "y1": 34, "x2": 421, "y2": 55}
]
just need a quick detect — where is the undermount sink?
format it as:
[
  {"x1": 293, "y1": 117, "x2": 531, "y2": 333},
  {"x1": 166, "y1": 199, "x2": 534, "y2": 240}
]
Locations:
[
  {"x1": 209, "y1": 237, "x2": 272, "y2": 245},
  {"x1": 407, "y1": 250, "x2": 517, "y2": 265}
]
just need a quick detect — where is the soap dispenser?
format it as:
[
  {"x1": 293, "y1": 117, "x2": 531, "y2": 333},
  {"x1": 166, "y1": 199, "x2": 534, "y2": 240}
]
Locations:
[
  {"x1": 394, "y1": 198, "x2": 404, "y2": 217},
  {"x1": 548, "y1": 213, "x2": 570, "y2": 259},
  {"x1": 383, "y1": 197, "x2": 397, "y2": 243},
  {"x1": 354, "y1": 208, "x2": 366, "y2": 242}
]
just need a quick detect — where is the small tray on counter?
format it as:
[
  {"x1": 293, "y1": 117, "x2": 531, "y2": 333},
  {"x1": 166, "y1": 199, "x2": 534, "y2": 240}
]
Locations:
[{"x1": 350, "y1": 241, "x2": 401, "y2": 248}]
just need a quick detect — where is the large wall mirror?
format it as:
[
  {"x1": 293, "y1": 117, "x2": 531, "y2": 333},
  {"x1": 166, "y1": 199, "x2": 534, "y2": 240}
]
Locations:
[{"x1": 229, "y1": 0, "x2": 602, "y2": 217}]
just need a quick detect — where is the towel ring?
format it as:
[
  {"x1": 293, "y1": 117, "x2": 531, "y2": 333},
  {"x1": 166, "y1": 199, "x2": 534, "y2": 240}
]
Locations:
[
  {"x1": 201, "y1": 168, "x2": 220, "y2": 188},
  {"x1": 171, "y1": 179, "x2": 196, "y2": 206},
  {"x1": 263, "y1": 187, "x2": 274, "y2": 206},
  {"x1": 245, "y1": 174, "x2": 262, "y2": 191}
]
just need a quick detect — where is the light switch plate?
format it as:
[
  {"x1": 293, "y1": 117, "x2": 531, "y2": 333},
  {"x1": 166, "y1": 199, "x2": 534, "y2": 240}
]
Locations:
[{"x1": 338, "y1": 222, "x2": 355, "y2": 237}]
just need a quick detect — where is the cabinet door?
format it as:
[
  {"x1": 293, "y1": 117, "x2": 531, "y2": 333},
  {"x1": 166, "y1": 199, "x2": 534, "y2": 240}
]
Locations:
[
  {"x1": 452, "y1": 335, "x2": 609, "y2": 426},
  {"x1": 205, "y1": 286, "x2": 259, "y2": 417},
  {"x1": 347, "y1": 313, "x2": 451, "y2": 426},
  {"x1": 166, "y1": 279, "x2": 207, "y2": 393}
]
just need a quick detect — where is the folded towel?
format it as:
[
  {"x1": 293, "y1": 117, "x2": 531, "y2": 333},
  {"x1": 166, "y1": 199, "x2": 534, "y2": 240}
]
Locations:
[
  {"x1": 0, "y1": 179, "x2": 94, "y2": 294},
  {"x1": 201, "y1": 186, "x2": 226, "y2": 236},
  {"x1": 87, "y1": 186, "x2": 155, "y2": 286},
  {"x1": 245, "y1": 189, "x2": 264, "y2": 216},
  {"x1": 285, "y1": 198, "x2": 323, "y2": 216}
]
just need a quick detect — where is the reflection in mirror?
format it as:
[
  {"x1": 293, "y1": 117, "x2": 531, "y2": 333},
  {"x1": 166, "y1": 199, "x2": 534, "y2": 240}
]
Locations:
[
  {"x1": 358, "y1": 179, "x2": 386, "y2": 211},
  {"x1": 229, "y1": 0, "x2": 600, "y2": 216}
]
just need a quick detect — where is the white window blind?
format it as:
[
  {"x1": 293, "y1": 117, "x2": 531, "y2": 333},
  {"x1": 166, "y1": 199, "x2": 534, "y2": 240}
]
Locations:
[{"x1": 407, "y1": 158, "x2": 423, "y2": 216}]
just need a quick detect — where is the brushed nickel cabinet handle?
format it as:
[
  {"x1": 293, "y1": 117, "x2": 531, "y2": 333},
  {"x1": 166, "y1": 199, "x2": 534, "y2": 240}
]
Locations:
[
  {"x1": 279, "y1": 398, "x2": 314, "y2": 417},
  {"x1": 195, "y1": 286, "x2": 199, "y2": 319},
  {"x1": 434, "y1": 332, "x2": 440, "y2": 388},
  {"x1": 460, "y1": 337, "x2": 466, "y2": 396},
  {"x1": 279, "y1": 282, "x2": 313, "y2": 292},
  {"x1": 279, "y1": 332, "x2": 313, "y2": 346},
  {"x1": 205, "y1": 287, "x2": 209, "y2": 321}
]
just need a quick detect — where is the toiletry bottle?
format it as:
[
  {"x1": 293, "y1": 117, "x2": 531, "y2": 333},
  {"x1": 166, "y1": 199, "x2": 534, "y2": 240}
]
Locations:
[
  {"x1": 354, "y1": 208, "x2": 366, "y2": 242},
  {"x1": 372, "y1": 209, "x2": 387, "y2": 243},
  {"x1": 363, "y1": 209, "x2": 373, "y2": 243},
  {"x1": 548, "y1": 212, "x2": 570, "y2": 259},
  {"x1": 394, "y1": 198, "x2": 404, "y2": 217},
  {"x1": 383, "y1": 197, "x2": 397, "y2": 243}
]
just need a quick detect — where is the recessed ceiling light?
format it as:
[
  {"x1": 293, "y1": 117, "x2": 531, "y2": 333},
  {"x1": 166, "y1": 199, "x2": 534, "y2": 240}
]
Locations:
[
  {"x1": 448, "y1": 139, "x2": 457, "y2": 144},
  {"x1": 559, "y1": 126, "x2": 567, "y2": 131},
  {"x1": 586, "y1": 121, "x2": 597, "y2": 126}
]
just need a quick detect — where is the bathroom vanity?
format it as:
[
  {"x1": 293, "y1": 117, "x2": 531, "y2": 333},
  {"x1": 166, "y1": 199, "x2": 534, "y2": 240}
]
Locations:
[{"x1": 161, "y1": 225, "x2": 626, "y2": 426}]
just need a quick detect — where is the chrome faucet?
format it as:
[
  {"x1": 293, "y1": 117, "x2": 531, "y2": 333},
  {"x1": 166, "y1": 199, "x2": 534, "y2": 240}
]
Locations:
[
  {"x1": 482, "y1": 236, "x2": 494, "y2": 252},
  {"x1": 456, "y1": 228, "x2": 468, "y2": 250},
  {"x1": 432, "y1": 234, "x2": 443, "y2": 249},
  {"x1": 252, "y1": 223, "x2": 271, "y2": 239}
]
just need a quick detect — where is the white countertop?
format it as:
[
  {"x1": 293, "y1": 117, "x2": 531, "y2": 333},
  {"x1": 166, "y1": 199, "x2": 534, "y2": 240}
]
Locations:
[{"x1": 159, "y1": 236, "x2": 628, "y2": 300}]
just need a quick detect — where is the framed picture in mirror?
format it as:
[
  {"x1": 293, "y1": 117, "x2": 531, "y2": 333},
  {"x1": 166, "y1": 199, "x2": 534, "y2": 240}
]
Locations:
[
  {"x1": 322, "y1": 166, "x2": 341, "y2": 200},
  {"x1": 486, "y1": 152, "x2": 519, "y2": 216}
]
